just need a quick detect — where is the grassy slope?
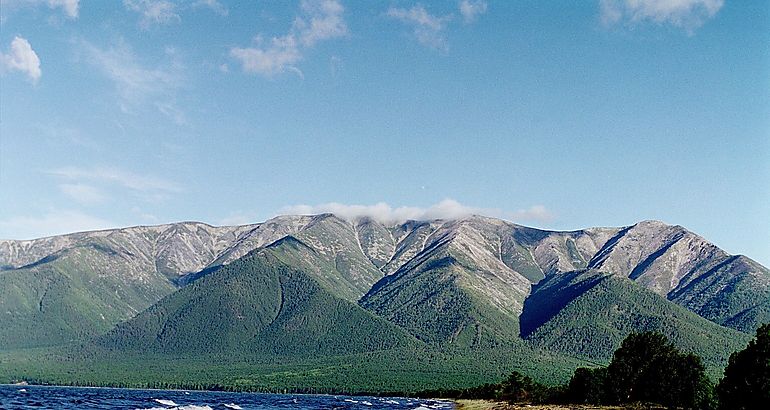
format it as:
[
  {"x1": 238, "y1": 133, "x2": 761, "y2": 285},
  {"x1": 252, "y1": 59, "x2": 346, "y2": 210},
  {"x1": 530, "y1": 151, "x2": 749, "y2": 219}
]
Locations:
[
  {"x1": 95, "y1": 247, "x2": 415, "y2": 355},
  {"x1": 361, "y1": 243, "x2": 524, "y2": 349},
  {"x1": 0, "y1": 243, "x2": 591, "y2": 392},
  {"x1": 668, "y1": 255, "x2": 770, "y2": 333},
  {"x1": 523, "y1": 270, "x2": 751, "y2": 371},
  {"x1": 1, "y1": 222, "x2": 758, "y2": 393},
  {"x1": 0, "y1": 343, "x2": 589, "y2": 393},
  {"x1": 0, "y1": 246, "x2": 175, "y2": 349}
]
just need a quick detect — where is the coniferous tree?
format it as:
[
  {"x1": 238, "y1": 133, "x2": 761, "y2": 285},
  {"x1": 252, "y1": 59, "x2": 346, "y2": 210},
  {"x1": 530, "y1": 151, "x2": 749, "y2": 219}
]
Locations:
[
  {"x1": 567, "y1": 367, "x2": 608, "y2": 404},
  {"x1": 499, "y1": 371, "x2": 545, "y2": 403},
  {"x1": 567, "y1": 331, "x2": 716, "y2": 409},
  {"x1": 718, "y1": 323, "x2": 770, "y2": 410}
]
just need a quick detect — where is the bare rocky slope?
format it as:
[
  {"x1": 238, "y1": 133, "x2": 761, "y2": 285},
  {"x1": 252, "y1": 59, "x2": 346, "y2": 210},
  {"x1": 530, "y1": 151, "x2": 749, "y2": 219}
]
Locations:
[{"x1": 1, "y1": 215, "x2": 767, "y2": 351}]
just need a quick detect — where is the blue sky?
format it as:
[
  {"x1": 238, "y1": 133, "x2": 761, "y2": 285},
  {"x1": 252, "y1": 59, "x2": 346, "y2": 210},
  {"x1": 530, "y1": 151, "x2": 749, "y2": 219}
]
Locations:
[{"x1": 0, "y1": 0, "x2": 768, "y2": 265}]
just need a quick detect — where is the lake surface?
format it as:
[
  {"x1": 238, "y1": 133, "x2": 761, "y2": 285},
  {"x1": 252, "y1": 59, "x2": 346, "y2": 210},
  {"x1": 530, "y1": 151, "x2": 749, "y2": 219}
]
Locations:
[{"x1": 0, "y1": 385, "x2": 454, "y2": 409}]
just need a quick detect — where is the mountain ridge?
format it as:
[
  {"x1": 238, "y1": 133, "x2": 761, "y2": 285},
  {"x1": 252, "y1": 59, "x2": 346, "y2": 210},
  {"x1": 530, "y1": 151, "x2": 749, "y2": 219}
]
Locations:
[
  {"x1": 1, "y1": 213, "x2": 768, "y2": 391},
  {"x1": 1, "y1": 214, "x2": 767, "y2": 358}
]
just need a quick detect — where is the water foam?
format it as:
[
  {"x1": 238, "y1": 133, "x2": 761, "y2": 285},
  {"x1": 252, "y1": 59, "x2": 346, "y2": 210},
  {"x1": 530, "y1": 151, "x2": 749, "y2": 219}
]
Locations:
[{"x1": 154, "y1": 399, "x2": 178, "y2": 406}]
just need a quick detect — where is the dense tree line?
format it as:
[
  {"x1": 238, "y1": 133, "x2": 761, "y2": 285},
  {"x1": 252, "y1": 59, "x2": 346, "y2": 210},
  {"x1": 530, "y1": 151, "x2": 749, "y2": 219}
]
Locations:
[
  {"x1": 717, "y1": 323, "x2": 770, "y2": 409},
  {"x1": 566, "y1": 332, "x2": 716, "y2": 408},
  {"x1": 430, "y1": 324, "x2": 769, "y2": 409}
]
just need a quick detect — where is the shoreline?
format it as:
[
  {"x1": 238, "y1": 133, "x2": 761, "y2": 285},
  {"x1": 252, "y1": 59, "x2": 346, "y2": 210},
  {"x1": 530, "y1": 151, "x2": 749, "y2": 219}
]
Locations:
[
  {"x1": 454, "y1": 400, "x2": 660, "y2": 409},
  {"x1": 0, "y1": 383, "x2": 451, "y2": 402}
]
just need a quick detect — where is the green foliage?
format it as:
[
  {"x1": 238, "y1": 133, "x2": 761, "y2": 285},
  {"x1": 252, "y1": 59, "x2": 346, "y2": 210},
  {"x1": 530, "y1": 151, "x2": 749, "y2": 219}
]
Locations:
[
  {"x1": 717, "y1": 323, "x2": 770, "y2": 410},
  {"x1": 266, "y1": 233, "x2": 382, "y2": 302},
  {"x1": 414, "y1": 370, "x2": 564, "y2": 404},
  {"x1": 567, "y1": 367, "x2": 608, "y2": 404},
  {"x1": 606, "y1": 332, "x2": 676, "y2": 403},
  {"x1": 360, "y1": 255, "x2": 521, "y2": 347},
  {"x1": 0, "y1": 344, "x2": 588, "y2": 395},
  {"x1": 669, "y1": 256, "x2": 770, "y2": 333},
  {"x1": 499, "y1": 371, "x2": 549, "y2": 404},
  {"x1": 97, "y1": 250, "x2": 417, "y2": 355},
  {"x1": 567, "y1": 332, "x2": 716, "y2": 409},
  {"x1": 609, "y1": 333, "x2": 716, "y2": 409},
  {"x1": 1, "y1": 218, "x2": 763, "y2": 401},
  {"x1": 0, "y1": 247, "x2": 175, "y2": 349},
  {"x1": 523, "y1": 270, "x2": 751, "y2": 371}
]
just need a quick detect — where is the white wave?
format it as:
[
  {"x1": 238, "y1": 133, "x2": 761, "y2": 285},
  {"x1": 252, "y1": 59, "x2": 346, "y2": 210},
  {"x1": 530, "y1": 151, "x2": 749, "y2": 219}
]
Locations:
[
  {"x1": 154, "y1": 399, "x2": 178, "y2": 406},
  {"x1": 361, "y1": 401, "x2": 373, "y2": 406},
  {"x1": 382, "y1": 399, "x2": 400, "y2": 404},
  {"x1": 136, "y1": 406, "x2": 213, "y2": 410},
  {"x1": 223, "y1": 404, "x2": 243, "y2": 410}
]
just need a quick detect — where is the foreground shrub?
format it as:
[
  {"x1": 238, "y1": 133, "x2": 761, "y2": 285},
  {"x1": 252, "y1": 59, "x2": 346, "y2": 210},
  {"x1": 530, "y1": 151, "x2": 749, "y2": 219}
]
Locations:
[
  {"x1": 717, "y1": 323, "x2": 770, "y2": 410},
  {"x1": 567, "y1": 331, "x2": 715, "y2": 409},
  {"x1": 567, "y1": 366, "x2": 608, "y2": 404}
]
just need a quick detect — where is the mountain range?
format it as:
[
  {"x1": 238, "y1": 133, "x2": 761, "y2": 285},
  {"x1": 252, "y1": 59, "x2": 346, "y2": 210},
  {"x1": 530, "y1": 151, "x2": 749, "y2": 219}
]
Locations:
[{"x1": 1, "y1": 214, "x2": 767, "y2": 391}]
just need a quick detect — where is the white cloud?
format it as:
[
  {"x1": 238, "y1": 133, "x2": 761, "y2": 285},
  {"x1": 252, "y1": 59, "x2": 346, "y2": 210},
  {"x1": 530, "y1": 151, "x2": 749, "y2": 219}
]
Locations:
[
  {"x1": 59, "y1": 183, "x2": 106, "y2": 205},
  {"x1": 130, "y1": 206, "x2": 160, "y2": 222},
  {"x1": 193, "y1": 0, "x2": 227, "y2": 16},
  {"x1": 218, "y1": 211, "x2": 260, "y2": 226},
  {"x1": 1, "y1": 36, "x2": 41, "y2": 84},
  {"x1": 230, "y1": 0, "x2": 347, "y2": 77},
  {"x1": 47, "y1": 0, "x2": 78, "y2": 18},
  {"x1": 81, "y1": 40, "x2": 183, "y2": 120},
  {"x1": 509, "y1": 205, "x2": 554, "y2": 223},
  {"x1": 49, "y1": 166, "x2": 182, "y2": 194},
  {"x1": 387, "y1": 5, "x2": 452, "y2": 50},
  {"x1": 599, "y1": 0, "x2": 723, "y2": 32},
  {"x1": 0, "y1": 209, "x2": 116, "y2": 240},
  {"x1": 278, "y1": 199, "x2": 554, "y2": 224},
  {"x1": 231, "y1": 35, "x2": 302, "y2": 77},
  {"x1": 0, "y1": 0, "x2": 79, "y2": 19},
  {"x1": 459, "y1": 0, "x2": 487, "y2": 23},
  {"x1": 124, "y1": 0, "x2": 179, "y2": 27},
  {"x1": 295, "y1": 0, "x2": 348, "y2": 47},
  {"x1": 154, "y1": 100, "x2": 186, "y2": 125}
]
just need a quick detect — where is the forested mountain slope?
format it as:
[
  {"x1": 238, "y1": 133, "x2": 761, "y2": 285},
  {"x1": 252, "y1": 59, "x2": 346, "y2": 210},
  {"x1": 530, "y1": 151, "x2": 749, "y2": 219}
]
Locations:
[{"x1": 2, "y1": 214, "x2": 767, "y2": 363}]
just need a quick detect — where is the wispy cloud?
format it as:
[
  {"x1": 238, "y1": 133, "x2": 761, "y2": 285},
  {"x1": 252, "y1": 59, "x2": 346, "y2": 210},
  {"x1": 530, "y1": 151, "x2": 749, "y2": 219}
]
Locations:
[
  {"x1": 123, "y1": 0, "x2": 179, "y2": 28},
  {"x1": 193, "y1": 0, "x2": 227, "y2": 16},
  {"x1": 509, "y1": 205, "x2": 553, "y2": 223},
  {"x1": 459, "y1": 0, "x2": 487, "y2": 23},
  {"x1": 0, "y1": 209, "x2": 116, "y2": 240},
  {"x1": 231, "y1": 35, "x2": 302, "y2": 77},
  {"x1": 1, "y1": 36, "x2": 41, "y2": 84},
  {"x1": 47, "y1": 0, "x2": 78, "y2": 18},
  {"x1": 58, "y1": 183, "x2": 107, "y2": 205},
  {"x1": 278, "y1": 199, "x2": 554, "y2": 224},
  {"x1": 294, "y1": 0, "x2": 348, "y2": 47},
  {"x1": 81, "y1": 40, "x2": 185, "y2": 122},
  {"x1": 599, "y1": 0, "x2": 724, "y2": 33},
  {"x1": 0, "y1": 0, "x2": 79, "y2": 19},
  {"x1": 387, "y1": 4, "x2": 452, "y2": 51},
  {"x1": 49, "y1": 166, "x2": 182, "y2": 194},
  {"x1": 218, "y1": 211, "x2": 260, "y2": 226},
  {"x1": 37, "y1": 124, "x2": 99, "y2": 149},
  {"x1": 230, "y1": 0, "x2": 347, "y2": 77}
]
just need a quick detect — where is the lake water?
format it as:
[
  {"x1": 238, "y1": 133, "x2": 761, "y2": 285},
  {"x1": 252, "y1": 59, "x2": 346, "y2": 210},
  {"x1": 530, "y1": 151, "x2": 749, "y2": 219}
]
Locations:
[{"x1": 0, "y1": 385, "x2": 454, "y2": 409}]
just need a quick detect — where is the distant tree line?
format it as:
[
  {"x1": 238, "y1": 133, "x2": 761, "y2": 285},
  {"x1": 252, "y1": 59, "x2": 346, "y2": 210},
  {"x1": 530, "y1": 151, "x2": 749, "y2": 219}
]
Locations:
[{"x1": 419, "y1": 324, "x2": 770, "y2": 409}]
